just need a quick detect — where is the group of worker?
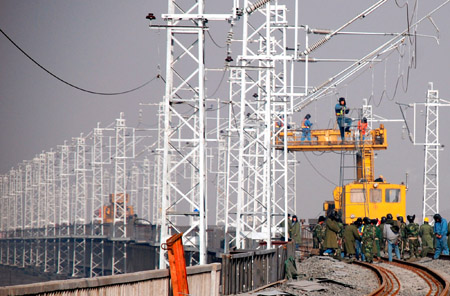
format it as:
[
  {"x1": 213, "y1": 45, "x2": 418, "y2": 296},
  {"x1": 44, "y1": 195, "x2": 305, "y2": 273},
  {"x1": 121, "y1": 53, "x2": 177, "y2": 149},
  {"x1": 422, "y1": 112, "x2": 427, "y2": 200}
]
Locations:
[
  {"x1": 299, "y1": 96, "x2": 367, "y2": 142},
  {"x1": 312, "y1": 211, "x2": 449, "y2": 262}
]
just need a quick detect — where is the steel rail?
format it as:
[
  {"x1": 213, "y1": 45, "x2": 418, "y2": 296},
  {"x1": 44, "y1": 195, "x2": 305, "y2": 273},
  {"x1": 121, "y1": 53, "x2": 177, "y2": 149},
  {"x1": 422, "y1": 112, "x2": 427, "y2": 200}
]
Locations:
[
  {"x1": 354, "y1": 257, "x2": 450, "y2": 296},
  {"x1": 389, "y1": 258, "x2": 450, "y2": 296},
  {"x1": 353, "y1": 260, "x2": 396, "y2": 295},
  {"x1": 305, "y1": 252, "x2": 449, "y2": 295},
  {"x1": 427, "y1": 253, "x2": 450, "y2": 261}
]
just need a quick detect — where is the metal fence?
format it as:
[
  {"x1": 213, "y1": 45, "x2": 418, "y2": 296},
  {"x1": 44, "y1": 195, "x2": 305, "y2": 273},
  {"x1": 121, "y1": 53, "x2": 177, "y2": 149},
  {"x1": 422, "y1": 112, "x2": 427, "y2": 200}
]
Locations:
[
  {"x1": 221, "y1": 243, "x2": 295, "y2": 295},
  {"x1": 0, "y1": 263, "x2": 221, "y2": 296}
]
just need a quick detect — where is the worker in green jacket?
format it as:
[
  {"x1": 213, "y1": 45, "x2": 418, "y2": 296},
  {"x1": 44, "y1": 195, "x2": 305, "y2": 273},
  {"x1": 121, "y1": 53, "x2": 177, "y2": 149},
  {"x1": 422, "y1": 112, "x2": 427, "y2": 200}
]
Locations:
[
  {"x1": 397, "y1": 216, "x2": 407, "y2": 259},
  {"x1": 373, "y1": 219, "x2": 382, "y2": 259},
  {"x1": 313, "y1": 216, "x2": 326, "y2": 252},
  {"x1": 406, "y1": 215, "x2": 420, "y2": 259},
  {"x1": 289, "y1": 215, "x2": 301, "y2": 250},
  {"x1": 323, "y1": 211, "x2": 341, "y2": 256},
  {"x1": 343, "y1": 222, "x2": 361, "y2": 259},
  {"x1": 362, "y1": 217, "x2": 376, "y2": 263},
  {"x1": 419, "y1": 217, "x2": 434, "y2": 257}
]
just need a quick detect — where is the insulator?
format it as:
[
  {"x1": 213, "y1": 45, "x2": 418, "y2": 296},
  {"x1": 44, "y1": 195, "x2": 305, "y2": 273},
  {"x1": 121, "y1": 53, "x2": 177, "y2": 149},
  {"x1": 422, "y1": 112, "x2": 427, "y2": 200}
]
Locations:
[
  {"x1": 311, "y1": 29, "x2": 332, "y2": 35},
  {"x1": 301, "y1": 35, "x2": 330, "y2": 56},
  {"x1": 245, "y1": 0, "x2": 272, "y2": 15},
  {"x1": 226, "y1": 26, "x2": 234, "y2": 45},
  {"x1": 315, "y1": 78, "x2": 333, "y2": 91}
]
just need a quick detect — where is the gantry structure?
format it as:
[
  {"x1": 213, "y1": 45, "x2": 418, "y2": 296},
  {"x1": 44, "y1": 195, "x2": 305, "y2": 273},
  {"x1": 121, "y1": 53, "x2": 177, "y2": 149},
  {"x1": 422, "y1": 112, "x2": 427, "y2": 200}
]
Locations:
[{"x1": 409, "y1": 83, "x2": 450, "y2": 222}]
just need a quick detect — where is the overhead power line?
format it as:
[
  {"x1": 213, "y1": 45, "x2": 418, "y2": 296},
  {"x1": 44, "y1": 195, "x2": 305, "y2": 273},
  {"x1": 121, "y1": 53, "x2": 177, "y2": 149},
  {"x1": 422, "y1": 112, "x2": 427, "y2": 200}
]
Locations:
[{"x1": 0, "y1": 28, "x2": 158, "y2": 96}]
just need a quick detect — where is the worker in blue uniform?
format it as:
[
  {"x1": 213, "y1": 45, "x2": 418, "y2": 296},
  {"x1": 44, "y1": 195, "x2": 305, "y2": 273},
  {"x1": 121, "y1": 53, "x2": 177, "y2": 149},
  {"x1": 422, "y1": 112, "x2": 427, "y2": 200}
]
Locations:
[
  {"x1": 433, "y1": 213, "x2": 449, "y2": 259},
  {"x1": 300, "y1": 114, "x2": 313, "y2": 142},
  {"x1": 335, "y1": 97, "x2": 352, "y2": 141}
]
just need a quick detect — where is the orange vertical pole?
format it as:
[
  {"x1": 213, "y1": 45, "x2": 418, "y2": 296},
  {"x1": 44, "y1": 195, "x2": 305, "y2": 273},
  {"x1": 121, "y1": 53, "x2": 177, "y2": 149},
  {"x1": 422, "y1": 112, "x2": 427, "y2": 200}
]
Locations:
[{"x1": 162, "y1": 233, "x2": 189, "y2": 296}]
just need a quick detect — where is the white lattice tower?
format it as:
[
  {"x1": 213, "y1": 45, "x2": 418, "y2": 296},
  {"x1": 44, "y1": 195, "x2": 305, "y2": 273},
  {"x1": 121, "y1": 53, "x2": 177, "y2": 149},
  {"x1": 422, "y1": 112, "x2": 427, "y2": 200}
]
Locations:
[
  {"x1": 13, "y1": 166, "x2": 23, "y2": 266},
  {"x1": 57, "y1": 144, "x2": 71, "y2": 275},
  {"x1": 0, "y1": 175, "x2": 7, "y2": 264},
  {"x1": 72, "y1": 137, "x2": 87, "y2": 277},
  {"x1": 422, "y1": 84, "x2": 440, "y2": 221},
  {"x1": 23, "y1": 162, "x2": 33, "y2": 266},
  {"x1": 30, "y1": 157, "x2": 40, "y2": 267},
  {"x1": 224, "y1": 1, "x2": 293, "y2": 250},
  {"x1": 90, "y1": 125, "x2": 105, "y2": 277},
  {"x1": 44, "y1": 151, "x2": 56, "y2": 273},
  {"x1": 216, "y1": 138, "x2": 227, "y2": 226},
  {"x1": 158, "y1": 0, "x2": 212, "y2": 268},
  {"x1": 36, "y1": 153, "x2": 47, "y2": 267},
  {"x1": 152, "y1": 103, "x2": 164, "y2": 225},
  {"x1": 7, "y1": 169, "x2": 15, "y2": 265},
  {"x1": 223, "y1": 69, "x2": 242, "y2": 250},
  {"x1": 268, "y1": 5, "x2": 295, "y2": 241},
  {"x1": 17, "y1": 164, "x2": 26, "y2": 267},
  {"x1": 112, "y1": 112, "x2": 133, "y2": 274},
  {"x1": 131, "y1": 164, "x2": 139, "y2": 218},
  {"x1": 142, "y1": 158, "x2": 151, "y2": 221}
]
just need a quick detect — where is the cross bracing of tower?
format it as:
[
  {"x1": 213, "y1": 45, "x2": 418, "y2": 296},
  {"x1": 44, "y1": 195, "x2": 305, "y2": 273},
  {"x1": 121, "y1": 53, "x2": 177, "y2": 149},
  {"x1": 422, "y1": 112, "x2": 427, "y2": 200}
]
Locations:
[{"x1": 1, "y1": 0, "x2": 449, "y2": 278}]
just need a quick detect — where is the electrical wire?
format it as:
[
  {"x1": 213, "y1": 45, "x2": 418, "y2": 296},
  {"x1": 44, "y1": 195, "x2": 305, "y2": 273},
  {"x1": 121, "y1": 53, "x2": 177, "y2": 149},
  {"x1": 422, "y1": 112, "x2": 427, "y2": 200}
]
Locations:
[
  {"x1": 209, "y1": 68, "x2": 228, "y2": 97},
  {"x1": 1, "y1": 28, "x2": 158, "y2": 96},
  {"x1": 302, "y1": 152, "x2": 338, "y2": 186},
  {"x1": 207, "y1": 30, "x2": 226, "y2": 49}
]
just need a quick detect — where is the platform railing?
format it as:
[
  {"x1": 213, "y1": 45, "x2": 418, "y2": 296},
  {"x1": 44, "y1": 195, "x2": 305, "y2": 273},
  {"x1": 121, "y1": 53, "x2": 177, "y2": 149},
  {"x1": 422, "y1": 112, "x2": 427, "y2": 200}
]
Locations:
[{"x1": 221, "y1": 242, "x2": 295, "y2": 295}]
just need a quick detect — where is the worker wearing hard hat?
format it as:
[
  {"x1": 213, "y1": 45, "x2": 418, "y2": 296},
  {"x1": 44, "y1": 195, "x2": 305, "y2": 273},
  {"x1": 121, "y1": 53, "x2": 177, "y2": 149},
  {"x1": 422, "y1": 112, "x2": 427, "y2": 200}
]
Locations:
[
  {"x1": 419, "y1": 217, "x2": 434, "y2": 257},
  {"x1": 300, "y1": 114, "x2": 313, "y2": 142},
  {"x1": 335, "y1": 97, "x2": 352, "y2": 141}
]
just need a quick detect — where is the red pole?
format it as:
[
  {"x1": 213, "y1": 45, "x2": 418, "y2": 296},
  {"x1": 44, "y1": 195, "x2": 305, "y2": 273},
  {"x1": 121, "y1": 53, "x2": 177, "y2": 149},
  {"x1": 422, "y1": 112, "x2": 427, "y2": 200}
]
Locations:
[{"x1": 162, "y1": 233, "x2": 189, "y2": 296}]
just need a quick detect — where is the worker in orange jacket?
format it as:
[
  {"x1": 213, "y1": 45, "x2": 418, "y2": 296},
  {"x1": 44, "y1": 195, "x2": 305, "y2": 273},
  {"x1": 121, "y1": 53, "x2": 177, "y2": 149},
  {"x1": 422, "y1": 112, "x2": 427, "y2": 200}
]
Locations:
[{"x1": 357, "y1": 117, "x2": 368, "y2": 140}]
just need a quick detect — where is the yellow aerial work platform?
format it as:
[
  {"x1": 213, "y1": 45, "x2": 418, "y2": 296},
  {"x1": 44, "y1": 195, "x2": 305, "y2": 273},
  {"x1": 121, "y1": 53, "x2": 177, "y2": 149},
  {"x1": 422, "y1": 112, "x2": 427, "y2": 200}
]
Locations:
[
  {"x1": 274, "y1": 124, "x2": 387, "y2": 152},
  {"x1": 274, "y1": 124, "x2": 406, "y2": 223}
]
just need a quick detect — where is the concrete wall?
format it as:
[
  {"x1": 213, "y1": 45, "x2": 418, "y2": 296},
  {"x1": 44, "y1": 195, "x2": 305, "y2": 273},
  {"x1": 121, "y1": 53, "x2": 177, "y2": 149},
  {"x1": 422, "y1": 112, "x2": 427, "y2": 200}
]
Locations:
[{"x1": 0, "y1": 263, "x2": 221, "y2": 296}]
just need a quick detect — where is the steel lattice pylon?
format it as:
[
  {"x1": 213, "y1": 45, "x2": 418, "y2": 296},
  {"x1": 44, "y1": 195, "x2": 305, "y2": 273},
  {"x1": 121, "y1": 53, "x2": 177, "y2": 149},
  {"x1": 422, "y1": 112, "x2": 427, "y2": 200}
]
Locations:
[
  {"x1": 44, "y1": 151, "x2": 56, "y2": 273},
  {"x1": 72, "y1": 137, "x2": 87, "y2": 277},
  {"x1": 36, "y1": 153, "x2": 47, "y2": 268},
  {"x1": 0, "y1": 176, "x2": 6, "y2": 264},
  {"x1": 215, "y1": 139, "x2": 227, "y2": 226},
  {"x1": 158, "y1": 0, "x2": 213, "y2": 268},
  {"x1": 90, "y1": 126, "x2": 105, "y2": 277},
  {"x1": 151, "y1": 103, "x2": 164, "y2": 225},
  {"x1": 7, "y1": 169, "x2": 16, "y2": 265},
  {"x1": 422, "y1": 84, "x2": 440, "y2": 221},
  {"x1": 16, "y1": 165, "x2": 24, "y2": 268},
  {"x1": 224, "y1": 1, "x2": 295, "y2": 251},
  {"x1": 23, "y1": 161, "x2": 33, "y2": 267},
  {"x1": 141, "y1": 158, "x2": 151, "y2": 221},
  {"x1": 112, "y1": 112, "x2": 134, "y2": 275},
  {"x1": 57, "y1": 144, "x2": 71, "y2": 275}
]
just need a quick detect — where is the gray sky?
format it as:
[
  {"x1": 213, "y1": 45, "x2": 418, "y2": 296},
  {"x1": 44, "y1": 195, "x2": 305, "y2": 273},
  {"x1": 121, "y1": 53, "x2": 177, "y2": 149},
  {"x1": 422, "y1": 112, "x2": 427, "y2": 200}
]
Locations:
[{"x1": 1, "y1": 0, "x2": 450, "y2": 221}]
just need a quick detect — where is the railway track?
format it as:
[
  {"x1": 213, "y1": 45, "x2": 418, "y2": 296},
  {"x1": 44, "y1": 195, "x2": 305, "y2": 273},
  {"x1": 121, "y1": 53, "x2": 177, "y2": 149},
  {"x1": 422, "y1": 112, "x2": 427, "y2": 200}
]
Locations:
[
  {"x1": 355, "y1": 258, "x2": 450, "y2": 296},
  {"x1": 427, "y1": 253, "x2": 450, "y2": 261}
]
